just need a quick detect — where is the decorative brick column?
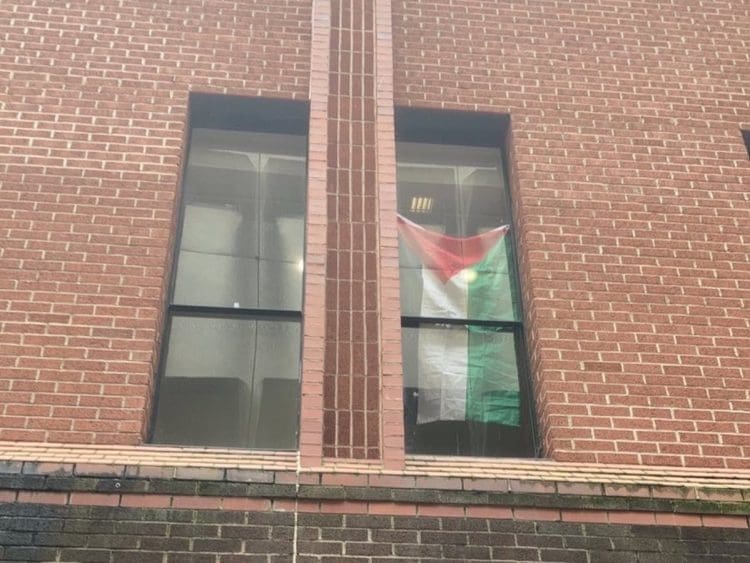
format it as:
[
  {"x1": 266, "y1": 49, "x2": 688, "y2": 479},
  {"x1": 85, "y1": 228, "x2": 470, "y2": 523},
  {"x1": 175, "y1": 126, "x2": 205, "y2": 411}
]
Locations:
[{"x1": 308, "y1": 0, "x2": 402, "y2": 461}]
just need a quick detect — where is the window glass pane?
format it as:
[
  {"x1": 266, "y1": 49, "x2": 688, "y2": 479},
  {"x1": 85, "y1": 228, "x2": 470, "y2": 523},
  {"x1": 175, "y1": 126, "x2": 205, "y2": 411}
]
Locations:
[
  {"x1": 402, "y1": 325, "x2": 526, "y2": 457},
  {"x1": 459, "y1": 166, "x2": 507, "y2": 235},
  {"x1": 396, "y1": 142, "x2": 510, "y2": 235},
  {"x1": 151, "y1": 316, "x2": 300, "y2": 449},
  {"x1": 258, "y1": 155, "x2": 306, "y2": 310},
  {"x1": 173, "y1": 129, "x2": 305, "y2": 310},
  {"x1": 397, "y1": 164, "x2": 458, "y2": 234}
]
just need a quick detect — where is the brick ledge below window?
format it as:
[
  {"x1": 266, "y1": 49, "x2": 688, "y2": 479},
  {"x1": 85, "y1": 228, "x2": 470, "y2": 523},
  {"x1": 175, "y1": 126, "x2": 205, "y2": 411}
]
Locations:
[{"x1": 0, "y1": 442, "x2": 749, "y2": 497}]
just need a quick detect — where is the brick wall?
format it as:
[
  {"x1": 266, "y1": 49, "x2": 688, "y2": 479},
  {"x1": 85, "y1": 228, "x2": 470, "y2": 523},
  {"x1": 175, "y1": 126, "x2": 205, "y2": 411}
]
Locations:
[
  {"x1": 5, "y1": 504, "x2": 750, "y2": 563},
  {"x1": 2, "y1": 0, "x2": 750, "y2": 559},
  {"x1": 392, "y1": 0, "x2": 750, "y2": 468},
  {"x1": 1, "y1": 453, "x2": 749, "y2": 563},
  {"x1": 321, "y1": 0, "x2": 382, "y2": 460},
  {"x1": 0, "y1": 0, "x2": 311, "y2": 445},
  {"x1": 1, "y1": 0, "x2": 749, "y2": 469}
]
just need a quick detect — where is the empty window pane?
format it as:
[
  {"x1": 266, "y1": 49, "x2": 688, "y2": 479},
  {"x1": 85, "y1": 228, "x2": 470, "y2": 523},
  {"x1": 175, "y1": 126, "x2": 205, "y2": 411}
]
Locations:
[
  {"x1": 152, "y1": 95, "x2": 308, "y2": 451},
  {"x1": 152, "y1": 316, "x2": 300, "y2": 449},
  {"x1": 172, "y1": 129, "x2": 306, "y2": 310},
  {"x1": 397, "y1": 143, "x2": 511, "y2": 235}
]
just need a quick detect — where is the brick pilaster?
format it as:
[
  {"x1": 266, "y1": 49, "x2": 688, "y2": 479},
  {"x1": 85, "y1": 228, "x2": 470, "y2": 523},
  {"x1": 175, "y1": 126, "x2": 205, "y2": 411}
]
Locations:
[{"x1": 321, "y1": 0, "x2": 387, "y2": 460}]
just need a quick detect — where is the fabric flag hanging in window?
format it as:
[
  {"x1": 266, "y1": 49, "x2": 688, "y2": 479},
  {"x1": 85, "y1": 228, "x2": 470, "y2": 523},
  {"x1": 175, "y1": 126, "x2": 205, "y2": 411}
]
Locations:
[{"x1": 397, "y1": 215, "x2": 520, "y2": 427}]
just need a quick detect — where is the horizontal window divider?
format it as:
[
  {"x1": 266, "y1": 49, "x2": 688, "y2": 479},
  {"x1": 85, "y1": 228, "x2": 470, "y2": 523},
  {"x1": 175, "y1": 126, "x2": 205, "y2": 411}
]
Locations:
[
  {"x1": 401, "y1": 316, "x2": 521, "y2": 330},
  {"x1": 169, "y1": 304, "x2": 302, "y2": 321}
]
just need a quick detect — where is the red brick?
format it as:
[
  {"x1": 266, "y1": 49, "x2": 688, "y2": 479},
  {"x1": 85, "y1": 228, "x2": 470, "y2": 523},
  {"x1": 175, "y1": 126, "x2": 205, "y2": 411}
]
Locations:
[
  {"x1": 701, "y1": 515, "x2": 749, "y2": 529},
  {"x1": 321, "y1": 473, "x2": 369, "y2": 487},
  {"x1": 655, "y1": 513, "x2": 703, "y2": 527},
  {"x1": 320, "y1": 500, "x2": 369, "y2": 514},
  {"x1": 608, "y1": 511, "x2": 658, "y2": 525},
  {"x1": 0, "y1": 0, "x2": 748, "y2": 476},
  {"x1": 415, "y1": 476, "x2": 463, "y2": 491},
  {"x1": 513, "y1": 508, "x2": 561, "y2": 522},
  {"x1": 0, "y1": 0, "x2": 312, "y2": 446},
  {"x1": 557, "y1": 482, "x2": 604, "y2": 496},
  {"x1": 604, "y1": 484, "x2": 652, "y2": 498},
  {"x1": 17, "y1": 491, "x2": 68, "y2": 505},
  {"x1": 22, "y1": 462, "x2": 75, "y2": 476},
  {"x1": 465, "y1": 506, "x2": 514, "y2": 520},
  {"x1": 368, "y1": 501, "x2": 417, "y2": 516},
  {"x1": 223, "y1": 498, "x2": 272, "y2": 512},
  {"x1": 417, "y1": 504, "x2": 465, "y2": 517},
  {"x1": 69, "y1": 492, "x2": 120, "y2": 507},
  {"x1": 120, "y1": 494, "x2": 172, "y2": 508},
  {"x1": 367, "y1": 474, "x2": 416, "y2": 488},
  {"x1": 509, "y1": 479, "x2": 557, "y2": 495},
  {"x1": 562, "y1": 510, "x2": 609, "y2": 524},
  {"x1": 172, "y1": 496, "x2": 223, "y2": 510}
]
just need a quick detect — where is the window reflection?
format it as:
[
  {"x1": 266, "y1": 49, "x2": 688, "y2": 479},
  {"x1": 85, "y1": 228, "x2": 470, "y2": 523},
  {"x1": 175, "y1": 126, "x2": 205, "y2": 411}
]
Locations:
[
  {"x1": 173, "y1": 129, "x2": 306, "y2": 311},
  {"x1": 151, "y1": 100, "x2": 308, "y2": 452}
]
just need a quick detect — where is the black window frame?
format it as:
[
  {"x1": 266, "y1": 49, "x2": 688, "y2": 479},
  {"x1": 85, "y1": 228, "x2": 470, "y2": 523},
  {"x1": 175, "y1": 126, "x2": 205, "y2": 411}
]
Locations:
[
  {"x1": 148, "y1": 93, "x2": 310, "y2": 450},
  {"x1": 396, "y1": 106, "x2": 538, "y2": 458}
]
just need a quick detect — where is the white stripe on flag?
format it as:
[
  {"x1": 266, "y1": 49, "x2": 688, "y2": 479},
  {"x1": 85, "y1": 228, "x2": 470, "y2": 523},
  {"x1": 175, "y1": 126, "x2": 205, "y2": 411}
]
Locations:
[
  {"x1": 417, "y1": 325, "x2": 468, "y2": 423},
  {"x1": 417, "y1": 267, "x2": 470, "y2": 423}
]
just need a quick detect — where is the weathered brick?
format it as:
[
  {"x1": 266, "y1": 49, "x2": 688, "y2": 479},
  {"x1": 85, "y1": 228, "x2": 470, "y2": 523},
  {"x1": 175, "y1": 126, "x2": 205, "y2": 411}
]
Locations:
[
  {"x1": 491, "y1": 546, "x2": 541, "y2": 561},
  {"x1": 0, "y1": 2, "x2": 749, "y2": 562},
  {"x1": 442, "y1": 544, "x2": 492, "y2": 560},
  {"x1": 192, "y1": 538, "x2": 243, "y2": 553},
  {"x1": 112, "y1": 551, "x2": 165, "y2": 563},
  {"x1": 297, "y1": 540, "x2": 343, "y2": 555},
  {"x1": 344, "y1": 541, "x2": 393, "y2": 556},
  {"x1": 393, "y1": 542, "x2": 443, "y2": 558},
  {"x1": 59, "y1": 548, "x2": 112, "y2": 563},
  {"x1": 540, "y1": 548, "x2": 588, "y2": 563},
  {"x1": 321, "y1": 527, "x2": 369, "y2": 541},
  {"x1": 242, "y1": 540, "x2": 293, "y2": 555},
  {"x1": 166, "y1": 554, "x2": 217, "y2": 563}
]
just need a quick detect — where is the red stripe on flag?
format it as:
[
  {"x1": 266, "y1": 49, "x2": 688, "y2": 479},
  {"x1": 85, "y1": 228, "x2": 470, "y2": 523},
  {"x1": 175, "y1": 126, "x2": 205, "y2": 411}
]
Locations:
[{"x1": 397, "y1": 215, "x2": 509, "y2": 283}]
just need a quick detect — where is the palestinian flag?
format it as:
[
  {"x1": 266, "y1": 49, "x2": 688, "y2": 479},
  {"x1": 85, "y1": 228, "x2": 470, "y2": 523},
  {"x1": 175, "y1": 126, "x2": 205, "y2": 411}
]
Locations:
[{"x1": 397, "y1": 215, "x2": 520, "y2": 427}]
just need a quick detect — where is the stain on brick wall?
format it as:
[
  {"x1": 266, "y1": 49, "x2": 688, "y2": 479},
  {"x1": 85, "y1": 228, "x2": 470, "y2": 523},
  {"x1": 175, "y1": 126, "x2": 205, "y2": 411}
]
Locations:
[{"x1": 2, "y1": 503, "x2": 750, "y2": 562}]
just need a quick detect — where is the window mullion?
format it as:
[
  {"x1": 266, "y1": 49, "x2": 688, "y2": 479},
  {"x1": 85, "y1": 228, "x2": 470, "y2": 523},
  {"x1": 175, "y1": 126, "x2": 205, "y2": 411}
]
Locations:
[{"x1": 169, "y1": 304, "x2": 301, "y2": 321}]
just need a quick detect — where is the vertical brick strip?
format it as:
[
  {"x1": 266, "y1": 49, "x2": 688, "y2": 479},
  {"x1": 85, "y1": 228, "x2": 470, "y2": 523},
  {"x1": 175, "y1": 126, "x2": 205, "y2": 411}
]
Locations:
[
  {"x1": 373, "y1": 0, "x2": 404, "y2": 469},
  {"x1": 323, "y1": 0, "x2": 382, "y2": 459},
  {"x1": 505, "y1": 129, "x2": 547, "y2": 458},
  {"x1": 300, "y1": 0, "x2": 332, "y2": 467}
]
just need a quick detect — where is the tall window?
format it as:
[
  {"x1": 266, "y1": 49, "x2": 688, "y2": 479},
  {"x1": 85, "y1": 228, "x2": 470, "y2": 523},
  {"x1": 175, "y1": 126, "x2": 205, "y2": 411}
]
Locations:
[
  {"x1": 396, "y1": 108, "x2": 535, "y2": 457},
  {"x1": 151, "y1": 95, "x2": 308, "y2": 449}
]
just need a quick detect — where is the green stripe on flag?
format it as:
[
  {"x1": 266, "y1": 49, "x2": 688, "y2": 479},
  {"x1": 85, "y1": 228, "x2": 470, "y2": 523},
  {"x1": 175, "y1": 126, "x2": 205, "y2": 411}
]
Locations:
[
  {"x1": 468, "y1": 233, "x2": 517, "y2": 321},
  {"x1": 466, "y1": 326, "x2": 520, "y2": 426},
  {"x1": 466, "y1": 236, "x2": 520, "y2": 426}
]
